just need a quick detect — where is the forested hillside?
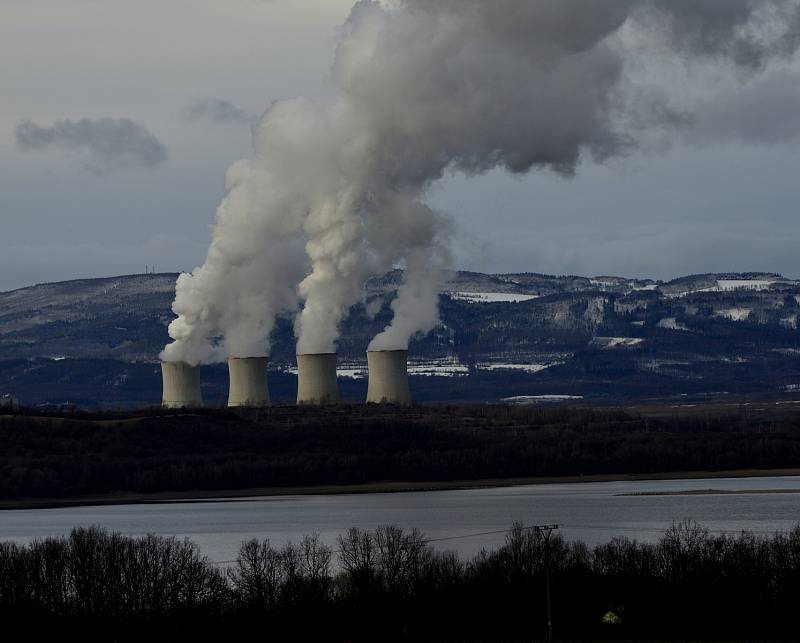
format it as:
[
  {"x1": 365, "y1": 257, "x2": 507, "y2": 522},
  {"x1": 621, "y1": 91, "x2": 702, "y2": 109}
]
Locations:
[
  {"x1": 3, "y1": 403, "x2": 800, "y2": 503},
  {"x1": 1, "y1": 271, "x2": 799, "y2": 407}
]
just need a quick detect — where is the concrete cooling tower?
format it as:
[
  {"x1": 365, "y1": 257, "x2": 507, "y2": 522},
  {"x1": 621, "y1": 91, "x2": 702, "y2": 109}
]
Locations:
[
  {"x1": 296, "y1": 353, "x2": 340, "y2": 405},
  {"x1": 161, "y1": 361, "x2": 203, "y2": 408},
  {"x1": 366, "y1": 349, "x2": 411, "y2": 406},
  {"x1": 228, "y1": 357, "x2": 270, "y2": 407}
]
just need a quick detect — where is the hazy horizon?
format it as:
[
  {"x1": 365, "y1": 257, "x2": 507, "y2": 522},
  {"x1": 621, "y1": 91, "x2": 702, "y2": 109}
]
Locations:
[{"x1": 3, "y1": 264, "x2": 799, "y2": 295}]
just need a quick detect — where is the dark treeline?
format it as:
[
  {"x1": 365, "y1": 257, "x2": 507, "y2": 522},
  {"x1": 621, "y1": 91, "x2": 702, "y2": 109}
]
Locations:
[
  {"x1": 2, "y1": 522, "x2": 800, "y2": 641},
  {"x1": 2, "y1": 403, "x2": 800, "y2": 500}
]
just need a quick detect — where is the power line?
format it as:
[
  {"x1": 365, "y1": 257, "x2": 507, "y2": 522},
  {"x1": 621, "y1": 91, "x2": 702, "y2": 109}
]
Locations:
[
  {"x1": 208, "y1": 521, "x2": 791, "y2": 565},
  {"x1": 207, "y1": 521, "x2": 793, "y2": 639},
  {"x1": 565, "y1": 523, "x2": 787, "y2": 536},
  {"x1": 423, "y1": 525, "x2": 536, "y2": 544}
]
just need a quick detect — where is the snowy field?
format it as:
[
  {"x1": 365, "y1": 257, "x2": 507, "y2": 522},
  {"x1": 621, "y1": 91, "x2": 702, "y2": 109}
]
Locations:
[
  {"x1": 503, "y1": 395, "x2": 584, "y2": 404},
  {"x1": 477, "y1": 362, "x2": 560, "y2": 374},
  {"x1": 447, "y1": 291, "x2": 540, "y2": 304},
  {"x1": 279, "y1": 359, "x2": 560, "y2": 378},
  {"x1": 407, "y1": 361, "x2": 470, "y2": 377},
  {"x1": 666, "y1": 278, "x2": 792, "y2": 298},
  {"x1": 335, "y1": 367, "x2": 368, "y2": 379},
  {"x1": 717, "y1": 279, "x2": 779, "y2": 291},
  {"x1": 592, "y1": 337, "x2": 645, "y2": 349}
]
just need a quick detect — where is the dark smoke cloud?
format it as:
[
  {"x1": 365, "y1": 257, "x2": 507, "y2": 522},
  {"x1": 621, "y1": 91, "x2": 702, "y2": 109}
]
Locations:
[
  {"x1": 183, "y1": 98, "x2": 252, "y2": 125},
  {"x1": 15, "y1": 117, "x2": 167, "y2": 174}
]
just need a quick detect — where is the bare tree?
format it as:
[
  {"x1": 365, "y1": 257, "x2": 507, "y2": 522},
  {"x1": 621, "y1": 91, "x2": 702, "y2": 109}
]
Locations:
[
  {"x1": 374, "y1": 525, "x2": 431, "y2": 595},
  {"x1": 338, "y1": 527, "x2": 377, "y2": 597},
  {"x1": 229, "y1": 539, "x2": 283, "y2": 610}
]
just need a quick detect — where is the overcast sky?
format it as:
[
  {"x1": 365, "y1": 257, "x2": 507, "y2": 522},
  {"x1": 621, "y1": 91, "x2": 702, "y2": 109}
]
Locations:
[{"x1": 1, "y1": 0, "x2": 799, "y2": 292}]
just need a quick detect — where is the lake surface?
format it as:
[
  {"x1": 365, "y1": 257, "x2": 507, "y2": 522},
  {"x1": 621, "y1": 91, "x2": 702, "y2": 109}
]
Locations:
[{"x1": 2, "y1": 476, "x2": 800, "y2": 564}]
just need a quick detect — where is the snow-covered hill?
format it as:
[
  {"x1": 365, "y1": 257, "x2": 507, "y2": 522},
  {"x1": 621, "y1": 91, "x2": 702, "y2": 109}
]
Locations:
[{"x1": 1, "y1": 271, "x2": 799, "y2": 407}]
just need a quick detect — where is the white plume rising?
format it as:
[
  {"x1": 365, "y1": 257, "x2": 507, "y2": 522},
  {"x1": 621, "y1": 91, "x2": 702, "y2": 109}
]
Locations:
[{"x1": 163, "y1": 0, "x2": 800, "y2": 363}]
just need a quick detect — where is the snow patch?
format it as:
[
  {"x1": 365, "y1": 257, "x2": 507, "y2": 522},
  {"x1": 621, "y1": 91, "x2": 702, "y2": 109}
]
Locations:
[
  {"x1": 448, "y1": 291, "x2": 540, "y2": 304},
  {"x1": 658, "y1": 318, "x2": 689, "y2": 331},
  {"x1": 281, "y1": 358, "x2": 568, "y2": 379},
  {"x1": 478, "y1": 362, "x2": 560, "y2": 374},
  {"x1": 716, "y1": 308, "x2": 752, "y2": 322},
  {"x1": 592, "y1": 337, "x2": 645, "y2": 349},
  {"x1": 503, "y1": 395, "x2": 583, "y2": 404},
  {"x1": 279, "y1": 363, "x2": 471, "y2": 379},
  {"x1": 336, "y1": 367, "x2": 368, "y2": 379},
  {"x1": 589, "y1": 279, "x2": 622, "y2": 290},
  {"x1": 408, "y1": 361, "x2": 470, "y2": 377},
  {"x1": 666, "y1": 278, "x2": 783, "y2": 298},
  {"x1": 717, "y1": 279, "x2": 777, "y2": 291}
]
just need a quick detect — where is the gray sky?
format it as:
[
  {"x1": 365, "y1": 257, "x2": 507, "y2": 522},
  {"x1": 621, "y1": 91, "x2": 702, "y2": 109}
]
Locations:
[{"x1": 1, "y1": 0, "x2": 799, "y2": 292}]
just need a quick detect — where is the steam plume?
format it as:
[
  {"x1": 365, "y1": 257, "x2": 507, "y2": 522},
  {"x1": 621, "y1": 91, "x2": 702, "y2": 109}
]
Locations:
[{"x1": 163, "y1": 0, "x2": 800, "y2": 363}]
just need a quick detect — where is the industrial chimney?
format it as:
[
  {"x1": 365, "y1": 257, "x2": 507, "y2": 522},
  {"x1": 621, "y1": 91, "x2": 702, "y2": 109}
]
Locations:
[
  {"x1": 296, "y1": 353, "x2": 340, "y2": 405},
  {"x1": 161, "y1": 361, "x2": 203, "y2": 408},
  {"x1": 228, "y1": 357, "x2": 270, "y2": 407},
  {"x1": 366, "y1": 349, "x2": 411, "y2": 405}
]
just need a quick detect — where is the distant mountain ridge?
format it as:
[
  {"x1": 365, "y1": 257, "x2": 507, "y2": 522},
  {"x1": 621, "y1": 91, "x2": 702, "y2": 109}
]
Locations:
[{"x1": 1, "y1": 271, "x2": 799, "y2": 407}]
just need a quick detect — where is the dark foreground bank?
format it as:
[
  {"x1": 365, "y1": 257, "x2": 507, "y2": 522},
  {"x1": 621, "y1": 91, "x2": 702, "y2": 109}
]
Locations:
[
  {"x1": 3, "y1": 403, "x2": 800, "y2": 504},
  {"x1": 2, "y1": 521, "x2": 799, "y2": 641}
]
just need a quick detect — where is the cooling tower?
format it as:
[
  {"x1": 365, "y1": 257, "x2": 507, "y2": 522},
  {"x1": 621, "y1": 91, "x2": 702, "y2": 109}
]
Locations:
[
  {"x1": 296, "y1": 353, "x2": 340, "y2": 405},
  {"x1": 161, "y1": 361, "x2": 203, "y2": 408},
  {"x1": 228, "y1": 357, "x2": 270, "y2": 407},
  {"x1": 366, "y1": 349, "x2": 411, "y2": 405}
]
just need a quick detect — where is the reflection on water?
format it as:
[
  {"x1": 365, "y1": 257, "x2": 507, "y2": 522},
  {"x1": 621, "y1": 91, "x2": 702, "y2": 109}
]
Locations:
[{"x1": 2, "y1": 476, "x2": 799, "y2": 563}]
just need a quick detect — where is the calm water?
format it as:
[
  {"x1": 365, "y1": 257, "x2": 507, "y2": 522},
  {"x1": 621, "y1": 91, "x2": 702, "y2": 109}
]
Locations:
[{"x1": 2, "y1": 476, "x2": 800, "y2": 564}]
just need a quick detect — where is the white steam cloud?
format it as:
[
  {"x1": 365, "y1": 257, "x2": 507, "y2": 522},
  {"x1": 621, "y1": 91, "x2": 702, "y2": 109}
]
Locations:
[{"x1": 162, "y1": 0, "x2": 800, "y2": 364}]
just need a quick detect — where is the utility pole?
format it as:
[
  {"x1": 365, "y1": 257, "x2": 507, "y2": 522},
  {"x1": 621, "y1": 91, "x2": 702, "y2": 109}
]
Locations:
[{"x1": 532, "y1": 524, "x2": 559, "y2": 642}]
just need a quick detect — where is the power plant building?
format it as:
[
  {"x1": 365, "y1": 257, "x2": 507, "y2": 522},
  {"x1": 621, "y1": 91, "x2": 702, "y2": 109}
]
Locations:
[
  {"x1": 296, "y1": 353, "x2": 340, "y2": 405},
  {"x1": 159, "y1": 350, "x2": 411, "y2": 408},
  {"x1": 228, "y1": 357, "x2": 270, "y2": 407},
  {"x1": 161, "y1": 361, "x2": 203, "y2": 408},
  {"x1": 366, "y1": 349, "x2": 411, "y2": 405}
]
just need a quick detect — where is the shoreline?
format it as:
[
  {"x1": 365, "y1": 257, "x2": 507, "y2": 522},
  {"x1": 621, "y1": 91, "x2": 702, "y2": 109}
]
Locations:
[{"x1": 3, "y1": 467, "x2": 800, "y2": 511}]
